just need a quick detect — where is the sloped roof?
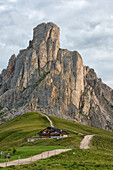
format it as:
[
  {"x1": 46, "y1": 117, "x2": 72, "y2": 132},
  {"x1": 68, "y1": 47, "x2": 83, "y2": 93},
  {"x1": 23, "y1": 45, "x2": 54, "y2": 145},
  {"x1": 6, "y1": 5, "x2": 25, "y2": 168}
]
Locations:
[{"x1": 38, "y1": 127, "x2": 69, "y2": 135}]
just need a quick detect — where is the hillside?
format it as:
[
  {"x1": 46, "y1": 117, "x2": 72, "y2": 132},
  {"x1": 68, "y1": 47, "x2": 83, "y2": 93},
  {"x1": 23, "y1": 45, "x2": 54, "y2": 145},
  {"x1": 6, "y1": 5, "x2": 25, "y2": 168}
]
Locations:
[
  {"x1": 0, "y1": 112, "x2": 113, "y2": 150},
  {"x1": 0, "y1": 112, "x2": 49, "y2": 150},
  {"x1": 0, "y1": 112, "x2": 113, "y2": 169},
  {"x1": 0, "y1": 22, "x2": 113, "y2": 131}
]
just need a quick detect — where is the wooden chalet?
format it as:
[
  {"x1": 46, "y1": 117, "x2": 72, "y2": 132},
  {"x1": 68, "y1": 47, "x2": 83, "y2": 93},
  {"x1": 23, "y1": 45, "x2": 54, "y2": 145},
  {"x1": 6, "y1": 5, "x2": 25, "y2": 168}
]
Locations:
[{"x1": 38, "y1": 127, "x2": 69, "y2": 139}]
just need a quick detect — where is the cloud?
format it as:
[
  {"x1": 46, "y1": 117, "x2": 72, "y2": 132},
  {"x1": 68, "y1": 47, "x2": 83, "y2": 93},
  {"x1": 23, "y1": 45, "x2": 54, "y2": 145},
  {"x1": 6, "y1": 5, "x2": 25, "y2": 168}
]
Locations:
[
  {"x1": 0, "y1": 0, "x2": 113, "y2": 88},
  {"x1": 7, "y1": 0, "x2": 18, "y2": 2},
  {"x1": 55, "y1": 0, "x2": 89, "y2": 10},
  {"x1": 0, "y1": 42, "x2": 5, "y2": 48}
]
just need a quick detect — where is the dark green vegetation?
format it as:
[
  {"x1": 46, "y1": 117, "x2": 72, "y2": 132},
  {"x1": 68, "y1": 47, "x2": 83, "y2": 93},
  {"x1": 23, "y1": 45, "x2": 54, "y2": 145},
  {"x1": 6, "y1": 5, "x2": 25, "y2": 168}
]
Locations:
[
  {"x1": 3, "y1": 88, "x2": 9, "y2": 94},
  {"x1": 21, "y1": 71, "x2": 50, "y2": 92},
  {"x1": 38, "y1": 71, "x2": 50, "y2": 83},
  {"x1": 0, "y1": 112, "x2": 113, "y2": 169},
  {"x1": 103, "y1": 95, "x2": 113, "y2": 110},
  {"x1": 0, "y1": 106, "x2": 3, "y2": 111},
  {"x1": 32, "y1": 71, "x2": 50, "y2": 89}
]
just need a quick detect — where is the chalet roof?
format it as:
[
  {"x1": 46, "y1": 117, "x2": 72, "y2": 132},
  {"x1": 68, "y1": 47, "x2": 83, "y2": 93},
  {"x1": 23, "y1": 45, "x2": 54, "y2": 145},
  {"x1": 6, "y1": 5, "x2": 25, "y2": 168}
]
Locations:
[{"x1": 38, "y1": 127, "x2": 69, "y2": 135}]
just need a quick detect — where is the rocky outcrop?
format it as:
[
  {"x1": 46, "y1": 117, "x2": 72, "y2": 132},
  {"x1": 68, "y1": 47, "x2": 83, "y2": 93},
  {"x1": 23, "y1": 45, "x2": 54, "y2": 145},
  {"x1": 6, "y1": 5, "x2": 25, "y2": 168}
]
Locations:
[
  {"x1": 0, "y1": 22, "x2": 113, "y2": 131},
  {"x1": 80, "y1": 67, "x2": 113, "y2": 131}
]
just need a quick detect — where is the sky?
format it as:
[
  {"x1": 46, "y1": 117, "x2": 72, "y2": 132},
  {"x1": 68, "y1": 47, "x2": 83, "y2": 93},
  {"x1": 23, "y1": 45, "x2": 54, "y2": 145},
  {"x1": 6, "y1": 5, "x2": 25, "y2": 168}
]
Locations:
[{"x1": 0, "y1": 0, "x2": 113, "y2": 88}]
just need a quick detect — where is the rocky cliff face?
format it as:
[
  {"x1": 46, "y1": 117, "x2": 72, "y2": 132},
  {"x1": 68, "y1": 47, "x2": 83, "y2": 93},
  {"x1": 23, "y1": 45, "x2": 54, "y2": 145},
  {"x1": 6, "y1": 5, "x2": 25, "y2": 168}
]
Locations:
[{"x1": 0, "y1": 22, "x2": 113, "y2": 131}]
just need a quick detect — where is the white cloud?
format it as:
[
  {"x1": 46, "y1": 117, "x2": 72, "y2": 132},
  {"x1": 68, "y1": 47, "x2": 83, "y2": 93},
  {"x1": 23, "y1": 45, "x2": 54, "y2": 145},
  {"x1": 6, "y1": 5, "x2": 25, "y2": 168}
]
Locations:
[
  {"x1": 0, "y1": 42, "x2": 5, "y2": 48},
  {"x1": 0, "y1": 5, "x2": 5, "y2": 11},
  {"x1": 55, "y1": 0, "x2": 89, "y2": 10},
  {"x1": 7, "y1": 0, "x2": 18, "y2": 2},
  {"x1": 25, "y1": 10, "x2": 45, "y2": 20}
]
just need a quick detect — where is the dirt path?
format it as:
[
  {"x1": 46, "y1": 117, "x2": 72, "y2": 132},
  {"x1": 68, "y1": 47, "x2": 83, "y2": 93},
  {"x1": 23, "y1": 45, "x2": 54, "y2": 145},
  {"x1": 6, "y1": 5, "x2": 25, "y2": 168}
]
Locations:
[
  {"x1": 40, "y1": 112, "x2": 54, "y2": 127},
  {"x1": 80, "y1": 135, "x2": 94, "y2": 149},
  {"x1": 0, "y1": 149, "x2": 71, "y2": 167}
]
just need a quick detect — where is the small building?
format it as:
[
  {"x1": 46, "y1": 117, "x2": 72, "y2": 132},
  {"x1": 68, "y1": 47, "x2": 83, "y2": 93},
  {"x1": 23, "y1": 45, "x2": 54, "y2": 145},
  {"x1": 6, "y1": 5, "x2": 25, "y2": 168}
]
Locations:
[
  {"x1": 38, "y1": 127, "x2": 69, "y2": 139},
  {"x1": 27, "y1": 137, "x2": 39, "y2": 142}
]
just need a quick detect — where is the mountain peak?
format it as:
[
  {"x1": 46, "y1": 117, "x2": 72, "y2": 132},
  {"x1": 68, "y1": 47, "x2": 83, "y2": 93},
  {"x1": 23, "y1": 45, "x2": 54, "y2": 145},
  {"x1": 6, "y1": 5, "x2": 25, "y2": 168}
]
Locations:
[
  {"x1": 33, "y1": 22, "x2": 60, "y2": 47},
  {"x1": 0, "y1": 22, "x2": 113, "y2": 131}
]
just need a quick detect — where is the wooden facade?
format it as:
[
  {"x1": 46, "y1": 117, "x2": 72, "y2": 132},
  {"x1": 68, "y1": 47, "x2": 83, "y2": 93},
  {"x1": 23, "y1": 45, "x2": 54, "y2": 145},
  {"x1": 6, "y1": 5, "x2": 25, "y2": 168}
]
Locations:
[{"x1": 38, "y1": 127, "x2": 69, "y2": 139}]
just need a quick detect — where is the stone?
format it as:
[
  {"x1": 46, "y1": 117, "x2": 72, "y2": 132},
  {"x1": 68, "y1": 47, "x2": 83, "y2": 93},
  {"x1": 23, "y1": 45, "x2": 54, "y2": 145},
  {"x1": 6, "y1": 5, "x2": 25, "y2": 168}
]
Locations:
[{"x1": 0, "y1": 22, "x2": 113, "y2": 131}]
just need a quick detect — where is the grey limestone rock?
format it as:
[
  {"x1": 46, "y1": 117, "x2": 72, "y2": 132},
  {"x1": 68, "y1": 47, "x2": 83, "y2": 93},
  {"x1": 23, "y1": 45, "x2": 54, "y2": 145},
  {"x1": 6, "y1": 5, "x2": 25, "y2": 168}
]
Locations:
[{"x1": 0, "y1": 22, "x2": 113, "y2": 131}]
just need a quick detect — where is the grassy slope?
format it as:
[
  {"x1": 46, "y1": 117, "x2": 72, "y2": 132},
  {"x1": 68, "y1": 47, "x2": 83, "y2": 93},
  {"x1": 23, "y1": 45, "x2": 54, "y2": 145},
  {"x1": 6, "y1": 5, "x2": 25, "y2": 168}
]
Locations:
[
  {"x1": 0, "y1": 112, "x2": 113, "y2": 169},
  {"x1": 0, "y1": 112, "x2": 50, "y2": 150},
  {"x1": 50, "y1": 115, "x2": 113, "y2": 137}
]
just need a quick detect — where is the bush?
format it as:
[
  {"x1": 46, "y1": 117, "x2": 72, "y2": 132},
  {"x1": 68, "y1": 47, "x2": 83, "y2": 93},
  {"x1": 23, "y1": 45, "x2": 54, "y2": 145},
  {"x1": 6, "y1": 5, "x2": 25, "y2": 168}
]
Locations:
[
  {"x1": 13, "y1": 148, "x2": 16, "y2": 155},
  {"x1": 8, "y1": 148, "x2": 12, "y2": 151}
]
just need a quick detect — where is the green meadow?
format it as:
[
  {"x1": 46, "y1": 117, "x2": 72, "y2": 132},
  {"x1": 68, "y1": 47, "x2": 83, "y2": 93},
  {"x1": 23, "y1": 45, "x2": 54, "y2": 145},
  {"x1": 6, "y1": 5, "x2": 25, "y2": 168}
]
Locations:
[
  {"x1": 0, "y1": 112, "x2": 113, "y2": 169},
  {"x1": 0, "y1": 146, "x2": 69, "y2": 163}
]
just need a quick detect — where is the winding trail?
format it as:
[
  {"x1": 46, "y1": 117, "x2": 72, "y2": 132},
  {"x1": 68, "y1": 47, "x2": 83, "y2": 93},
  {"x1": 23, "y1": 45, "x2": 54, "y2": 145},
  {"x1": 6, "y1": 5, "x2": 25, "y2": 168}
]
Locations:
[
  {"x1": 80, "y1": 135, "x2": 94, "y2": 149},
  {"x1": 0, "y1": 149, "x2": 71, "y2": 167},
  {"x1": 40, "y1": 112, "x2": 54, "y2": 127}
]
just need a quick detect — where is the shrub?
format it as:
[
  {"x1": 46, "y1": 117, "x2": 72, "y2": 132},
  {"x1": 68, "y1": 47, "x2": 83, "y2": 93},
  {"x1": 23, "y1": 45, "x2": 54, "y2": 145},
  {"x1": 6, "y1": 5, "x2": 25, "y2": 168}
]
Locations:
[{"x1": 13, "y1": 148, "x2": 16, "y2": 155}]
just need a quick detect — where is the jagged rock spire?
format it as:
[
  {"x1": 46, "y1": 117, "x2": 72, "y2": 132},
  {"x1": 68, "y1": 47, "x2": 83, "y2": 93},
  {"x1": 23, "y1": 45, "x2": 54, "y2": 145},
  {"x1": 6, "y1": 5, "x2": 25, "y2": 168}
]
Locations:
[{"x1": 0, "y1": 22, "x2": 113, "y2": 131}]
